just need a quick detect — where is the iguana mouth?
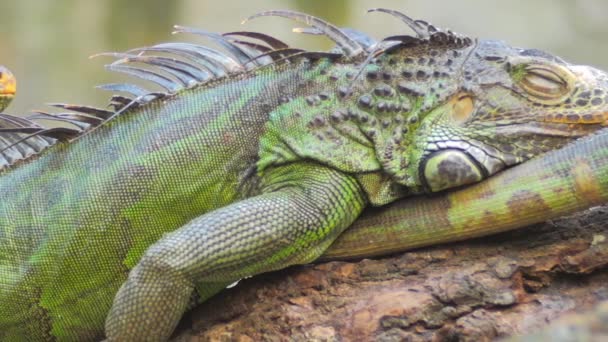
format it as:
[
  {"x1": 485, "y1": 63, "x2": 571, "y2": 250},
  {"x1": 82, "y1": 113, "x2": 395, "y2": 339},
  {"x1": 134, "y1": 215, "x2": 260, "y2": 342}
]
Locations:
[
  {"x1": 540, "y1": 111, "x2": 608, "y2": 126},
  {"x1": 495, "y1": 121, "x2": 607, "y2": 138}
]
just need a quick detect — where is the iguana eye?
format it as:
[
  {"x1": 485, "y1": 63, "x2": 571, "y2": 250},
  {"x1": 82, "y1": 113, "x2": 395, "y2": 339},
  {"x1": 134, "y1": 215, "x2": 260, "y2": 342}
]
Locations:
[
  {"x1": 509, "y1": 58, "x2": 575, "y2": 104},
  {"x1": 520, "y1": 67, "x2": 569, "y2": 100}
]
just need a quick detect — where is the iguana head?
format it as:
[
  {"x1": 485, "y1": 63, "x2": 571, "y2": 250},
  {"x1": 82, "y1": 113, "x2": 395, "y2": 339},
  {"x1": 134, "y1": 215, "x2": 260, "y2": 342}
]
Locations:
[
  {"x1": 0, "y1": 66, "x2": 16, "y2": 112},
  {"x1": 405, "y1": 39, "x2": 608, "y2": 192},
  {"x1": 331, "y1": 10, "x2": 608, "y2": 193},
  {"x1": 250, "y1": 9, "x2": 608, "y2": 199}
]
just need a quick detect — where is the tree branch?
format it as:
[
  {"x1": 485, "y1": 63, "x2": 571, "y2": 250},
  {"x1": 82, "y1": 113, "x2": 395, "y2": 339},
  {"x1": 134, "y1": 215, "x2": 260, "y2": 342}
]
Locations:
[{"x1": 175, "y1": 205, "x2": 608, "y2": 341}]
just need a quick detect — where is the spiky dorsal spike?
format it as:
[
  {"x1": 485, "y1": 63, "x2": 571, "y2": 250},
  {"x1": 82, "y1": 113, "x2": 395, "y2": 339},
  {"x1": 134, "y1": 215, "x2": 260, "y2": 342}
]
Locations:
[
  {"x1": 0, "y1": 113, "x2": 41, "y2": 129},
  {"x1": 244, "y1": 10, "x2": 365, "y2": 58},
  {"x1": 339, "y1": 28, "x2": 377, "y2": 51},
  {"x1": 134, "y1": 43, "x2": 241, "y2": 74},
  {"x1": 223, "y1": 31, "x2": 289, "y2": 50},
  {"x1": 368, "y1": 8, "x2": 429, "y2": 38},
  {"x1": 286, "y1": 51, "x2": 342, "y2": 62},
  {"x1": 135, "y1": 56, "x2": 211, "y2": 82},
  {"x1": 224, "y1": 39, "x2": 272, "y2": 54},
  {"x1": 110, "y1": 89, "x2": 165, "y2": 110},
  {"x1": 109, "y1": 95, "x2": 136, "y2": 107},
  {"x1": 127, "y1": 46, "x2": 224, "y2": 78},
  {"x1": 223, "y1": 41, "x2": 274, "y2": 67},
  {"x1": 48, "y1": 103, "x2": 114, "y2": 120},
  {"x1": 105, "y1": 63, "x2": 184, "y2": 93},
  {"x1": 98, "y1": 52, "x2": 210, "y2": 86},
  {"x1": 213, "y1": 36, "x2": 277, "y2": 67},
  {"x1": 294, "y1": 27, "x2": 378, "y2": 52},
  {"x1": 370, "y1": 8, "x2": 473, "y2": 49},
  {"x1": 425, "y1": 23, "x2": 439, "y2": 34},
  {"x1": 255, "y1": 50, "x2": 341, "y2": 67},
  {"x1": 0, "y1": 128, "x2": 41, "y2": 159},
  {"x1": 381, "y1": 35, "x2": 424, "y2": 45},
  {"x1": 96, "y1": 83, "x2": 150, "y2": 98},
  {"x1": 0, "y1": 124, "x2": 80, "y2": 141},
  {"x1": 29, "y1": 111, "x2": 102, "y2": 130},
  {"x1": 247, "y1": 48, "x2": 306, "y2": 64},
  {"x1": 124, "y1": 56, "x2": 202, "y2": 86},
  {"x1": 27, "y1": 127, "x2": 81, "y2": 141},
  {"x1": 0, "y1": 133, "x2": 33, "y2": 161},
  {"x1": 0, "y1": 115, "x2": 50, "y2": 147},
  {"x1": 0, "y1": 134, "x2": 43, "y2": 167},
  {"x1": 0, "y1": 114, "x2": 62, "y2": 168},
  {"x1": 174, "y1": 27, "x2": 258, "y2": 68}
]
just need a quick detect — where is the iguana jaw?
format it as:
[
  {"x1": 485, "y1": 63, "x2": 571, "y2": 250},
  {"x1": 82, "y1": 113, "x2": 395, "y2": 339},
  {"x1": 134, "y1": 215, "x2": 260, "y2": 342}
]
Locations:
[
  {"x1": 418, "y1": 116, "x2": 608, "y2": 193},
  {"x1": 417, "y1": 110, "x2": 608, "y2": 193}
]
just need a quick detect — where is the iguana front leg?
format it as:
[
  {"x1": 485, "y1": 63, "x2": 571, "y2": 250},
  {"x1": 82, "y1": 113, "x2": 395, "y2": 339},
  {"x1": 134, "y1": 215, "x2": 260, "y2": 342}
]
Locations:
[
  {"x1": 104, "y1": 162, "x2": 366, "y2": 341},
  {"x1": 323, "y1": 128, "x2": 608, "y2": 260}
]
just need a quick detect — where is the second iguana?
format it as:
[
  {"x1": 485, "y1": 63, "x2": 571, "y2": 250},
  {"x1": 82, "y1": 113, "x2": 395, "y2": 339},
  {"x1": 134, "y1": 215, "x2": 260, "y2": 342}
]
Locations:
[
  {"x1": 0, "y1": 9, "x2": 607, "y2": 341},
  {"x1": 0, "y1": 66, "x2": 16, "y2": 112}
]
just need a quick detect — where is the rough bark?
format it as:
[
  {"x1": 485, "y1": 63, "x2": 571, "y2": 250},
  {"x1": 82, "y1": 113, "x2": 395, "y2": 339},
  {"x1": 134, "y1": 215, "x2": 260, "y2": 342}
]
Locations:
[{"x1": 174, "y1": 205, "x2": 608, "y2": 341}]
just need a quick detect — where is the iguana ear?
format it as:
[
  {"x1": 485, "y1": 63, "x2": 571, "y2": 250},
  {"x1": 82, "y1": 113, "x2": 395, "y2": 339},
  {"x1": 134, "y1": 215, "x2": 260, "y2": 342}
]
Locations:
[{"x1": 448, "y1": 93, "x2": 475, "y2": 125}]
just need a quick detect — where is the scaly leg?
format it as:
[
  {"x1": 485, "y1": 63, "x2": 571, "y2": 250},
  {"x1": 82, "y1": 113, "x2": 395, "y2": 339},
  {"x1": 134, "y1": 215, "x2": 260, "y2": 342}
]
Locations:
[{"x1": 105, "y1": 163, "x2": 365, "y2": 341}]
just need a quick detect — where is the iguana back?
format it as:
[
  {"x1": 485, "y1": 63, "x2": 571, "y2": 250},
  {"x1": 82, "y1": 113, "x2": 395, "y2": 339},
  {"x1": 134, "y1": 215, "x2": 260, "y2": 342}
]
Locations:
[{"x1": 0, "y1": 55, "x2": 331, "y2": 339}]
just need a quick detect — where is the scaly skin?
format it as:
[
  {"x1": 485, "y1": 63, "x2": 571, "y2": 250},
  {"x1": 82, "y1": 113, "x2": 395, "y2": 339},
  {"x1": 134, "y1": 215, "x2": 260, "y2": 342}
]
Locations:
[
  {"x1": 0, "y1": 66, "x2": 16, "y2": 111},
  {"x1": 323, "y1": 127, "x2": 608, "y2": 260},
  {"x1": 170, "y1": 127, "x2": 608, "y2": 304},
  {"x1": 1, "y1": 10, "x2": 608, "y2": 341}
]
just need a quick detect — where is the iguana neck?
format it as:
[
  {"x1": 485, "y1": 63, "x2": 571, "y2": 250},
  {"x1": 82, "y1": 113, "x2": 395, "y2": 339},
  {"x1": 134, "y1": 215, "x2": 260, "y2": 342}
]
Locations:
[{"x1": 257, "y1": 44, "x2": 475, "y2": 205}]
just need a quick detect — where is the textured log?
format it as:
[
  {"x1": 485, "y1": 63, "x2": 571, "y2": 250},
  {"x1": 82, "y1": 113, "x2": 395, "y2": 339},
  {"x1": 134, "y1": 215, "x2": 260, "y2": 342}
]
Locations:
[
  {"x1": 506, "y1": 301, "x2": 608, "y2": 341},
  {"x1": 174, "y1": 205, "x2": 608, "y2": 341}
]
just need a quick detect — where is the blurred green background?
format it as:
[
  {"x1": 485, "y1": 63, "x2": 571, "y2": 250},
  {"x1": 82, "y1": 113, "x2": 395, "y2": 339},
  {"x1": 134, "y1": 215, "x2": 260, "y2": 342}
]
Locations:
[{"x1": 1, "y1": 0, "x2": 607, "y2": 114}]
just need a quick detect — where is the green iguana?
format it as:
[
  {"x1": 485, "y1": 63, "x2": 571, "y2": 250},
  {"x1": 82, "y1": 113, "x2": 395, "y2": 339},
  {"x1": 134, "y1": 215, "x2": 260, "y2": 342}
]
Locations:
[
  {"x1": 1, "y1": 9, "x2": 607, "y2": 341},
  {"x1": 0, "y1": 66, "x2": 16, "y2": 112}
]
